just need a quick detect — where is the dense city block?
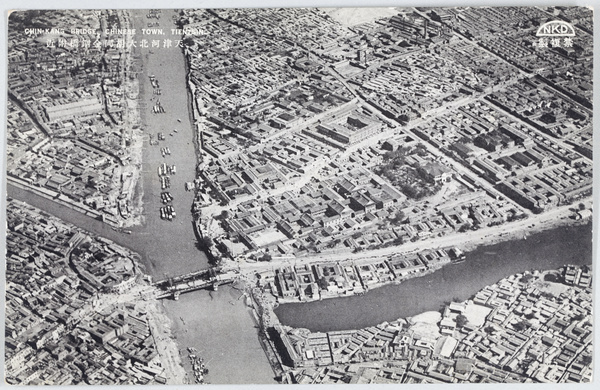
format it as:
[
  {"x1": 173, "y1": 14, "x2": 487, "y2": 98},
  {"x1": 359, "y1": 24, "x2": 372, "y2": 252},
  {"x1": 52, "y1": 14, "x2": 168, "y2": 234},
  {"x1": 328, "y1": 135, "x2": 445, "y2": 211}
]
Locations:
[{"x1": 5, "y1": 5, "x2": 593, "y2": 385}]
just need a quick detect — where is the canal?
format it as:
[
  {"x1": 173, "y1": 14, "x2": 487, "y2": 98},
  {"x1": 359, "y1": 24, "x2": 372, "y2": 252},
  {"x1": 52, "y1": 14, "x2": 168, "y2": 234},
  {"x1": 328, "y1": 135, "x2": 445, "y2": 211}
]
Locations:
[{"x1": 274, "y1": 221, "x2": 593, "y2": 332}]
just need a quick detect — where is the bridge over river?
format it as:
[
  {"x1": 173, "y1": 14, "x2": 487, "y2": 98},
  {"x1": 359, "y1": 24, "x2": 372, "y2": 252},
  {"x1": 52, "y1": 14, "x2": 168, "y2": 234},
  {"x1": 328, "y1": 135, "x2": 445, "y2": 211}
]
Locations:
[{"x1": 153, "y1": 269, "x2": 238, "y2": 300}]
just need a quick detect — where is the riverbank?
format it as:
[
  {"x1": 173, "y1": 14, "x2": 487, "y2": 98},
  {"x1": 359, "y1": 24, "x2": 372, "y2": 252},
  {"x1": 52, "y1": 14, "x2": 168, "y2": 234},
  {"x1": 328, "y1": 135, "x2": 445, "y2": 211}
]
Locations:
[
  {"x1": 273, "y1": 264, "x2": 593, "y2": 384},
  {"x1": 129, "y1": 8, "x2": 209, "y2": 278},
  {"x1": 231, "y1": 198, "x2": 592, "y2": 276},
  {"x1": 162, "y1": 283, "x2": 278, "y2": 384},
  {"x1": 267, "y1": 213, "x2": 591, "y2": 306},
  {"x1": 136, "y1": 294, "x2": 188, "y2": 384},
  {"x1": 123, "y1": 27, "x2": 147, "y2": 230},
  {"x1": 274, "y1": 220, "x2": 592, "y2": 332},
  {"x1": 130, "y1": 9, "x2": 276, "y2": 384}
]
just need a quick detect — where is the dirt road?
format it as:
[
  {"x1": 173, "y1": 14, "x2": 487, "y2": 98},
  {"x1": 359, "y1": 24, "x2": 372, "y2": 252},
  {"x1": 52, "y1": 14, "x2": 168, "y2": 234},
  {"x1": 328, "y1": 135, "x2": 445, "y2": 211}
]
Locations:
[{"x1": 230, "y1": 200, "x2": 591, "y2": 274}]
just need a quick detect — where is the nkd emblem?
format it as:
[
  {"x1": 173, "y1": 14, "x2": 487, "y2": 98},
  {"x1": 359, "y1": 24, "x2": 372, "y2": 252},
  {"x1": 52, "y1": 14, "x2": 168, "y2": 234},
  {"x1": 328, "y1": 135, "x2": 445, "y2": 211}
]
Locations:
[{"x1": 536, "y1": 20, "x2": 576, "y2": 37}]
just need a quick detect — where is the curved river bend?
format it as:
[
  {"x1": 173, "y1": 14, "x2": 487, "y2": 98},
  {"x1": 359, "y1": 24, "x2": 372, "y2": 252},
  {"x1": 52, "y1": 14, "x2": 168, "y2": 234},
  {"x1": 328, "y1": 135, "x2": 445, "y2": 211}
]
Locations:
[{"x1": 275, "y1": 222, "x2": 592, "y2": 332}]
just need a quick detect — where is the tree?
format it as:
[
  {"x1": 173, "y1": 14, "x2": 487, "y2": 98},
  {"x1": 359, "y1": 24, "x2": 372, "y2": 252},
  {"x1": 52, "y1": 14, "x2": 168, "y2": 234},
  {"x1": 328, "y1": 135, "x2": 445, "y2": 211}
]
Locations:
[
  {"x1": 544, "y1": 273, "x2": 560, "y2": 283},
  {"x1": 208, "y1": 254, "x2": 222, "y2": 267},
  {"x1": 391, "y1": 210, "x2": 406, "y2": 225},
  {"x1": 392, "y1": 236, "x2": 404, "y2": 245},
  {"x1": 572, "y1": 313, "x2": 585, "y2": 321},
  {"x1": 414, "y1": 143, "x2": 428, "y2": 157},
  {"x1": 519, "y1": 274, "x2": 535, "y2": 284},
  {"x1": 317, "y1": 276, "x2": 329, "y2": 290},
  {"x1": 458, "y1": 222, "x2": 472, "y2": 233},
  {"x1": 513, "y1": 320, "x2": 530, "y2": 332},
  {"x1": 259, "y1": 253, "x2": 272, "y2": 262},
  {"x1": 524, "y1": 312, "x2": 536, "y2": 320},
  {"x1": 455, "y1": 314, "x2": 468, "y2": 328},
  {"x1": 182, "y1": 36, "x2": 195, "y2": 47},
  {"x1": 581, "y1": 355, "x2": 592, "y2": 366},
  {"x1": 578, "y1": 203, "x2": 586, "y2": 210},
  {"x1": 202, "y1": 236, "x2": 214, "y2": 249}
]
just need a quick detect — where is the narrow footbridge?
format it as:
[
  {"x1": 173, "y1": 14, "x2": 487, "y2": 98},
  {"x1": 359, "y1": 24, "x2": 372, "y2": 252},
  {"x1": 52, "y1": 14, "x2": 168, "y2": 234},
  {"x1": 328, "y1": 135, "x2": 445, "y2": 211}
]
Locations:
[{"x1": 153, "y1": 269, "x2": 237, "y2": 299}]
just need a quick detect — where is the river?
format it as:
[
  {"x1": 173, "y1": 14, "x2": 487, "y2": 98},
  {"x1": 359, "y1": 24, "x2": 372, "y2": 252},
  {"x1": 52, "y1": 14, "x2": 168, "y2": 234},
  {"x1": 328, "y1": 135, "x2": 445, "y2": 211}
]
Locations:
[
  {"x1": 131, "y1": 10, "x2": 209, "y2": 279},
  {"x1": 133, "y1": 9, "x2": 275, "y2": 384},
  {"x1": 5, "y1": 8, "x2": 594, "y2": 385},
  {"x1": 7, "y1": 9, "x2": 208, "y2": 279},
  {"x1": 274, "y1": 221, "x2": 593, "y2": 332},
  {"x1": 8, "y1": 9, "x2": 276, "y2": 385},
  {"x1": 161, "y1": 284, "x2": 277, "y2": 384}
]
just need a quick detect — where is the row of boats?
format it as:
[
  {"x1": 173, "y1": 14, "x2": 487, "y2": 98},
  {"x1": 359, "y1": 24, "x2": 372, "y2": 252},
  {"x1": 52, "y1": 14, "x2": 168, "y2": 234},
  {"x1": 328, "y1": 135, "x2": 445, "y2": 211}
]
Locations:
[
  {"x1": 160, "y1": 205, "x2": 176, "y2": 220},
  {"x1": 160, "y1": 175, "x2": 171, "y2": 190},
  {"x1": 152, "y1": 100, "x2": 166, "y2": 114},
  {"x1": 160, "y1": 191, "x2": 173, "y2": 204},
  {"x1": 149, "y1": 75, "x2": 166, "y2": 113},
  {"x1": 147, "y1": 70, "x2": 184, "y2": 224},
  {"x1": 158, "y1": 162, "x2": 176, "y2": 176},
  {"x1": 160, "y1": 147, "x2": 171, "y2": 157},
  {"x1": 187, "y1": 348, "x2": 208, "y2": 384},
  {"x1": 146, "y1": 9, "x2": 161, "y2": 19},
  {"x1": 111, "y1": 226, "x2": 132, "y2": 234},
  {"x1": 149, "y1": 74, "x2": 160, "y2": 89}
]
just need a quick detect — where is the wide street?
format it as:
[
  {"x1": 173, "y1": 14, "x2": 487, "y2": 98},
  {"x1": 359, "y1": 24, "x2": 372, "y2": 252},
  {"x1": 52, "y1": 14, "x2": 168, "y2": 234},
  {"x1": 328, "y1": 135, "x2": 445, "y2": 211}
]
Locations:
[{"x1": 227, "y1": 199, "x2": 590, "y2": 275}]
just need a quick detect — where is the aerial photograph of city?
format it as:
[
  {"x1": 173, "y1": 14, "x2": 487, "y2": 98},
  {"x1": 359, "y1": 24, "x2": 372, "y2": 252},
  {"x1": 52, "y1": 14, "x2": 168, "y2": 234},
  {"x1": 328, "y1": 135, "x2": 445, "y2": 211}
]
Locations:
[{"x1": 3, "y1": 5, "x2": 594, "y2": 385}]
